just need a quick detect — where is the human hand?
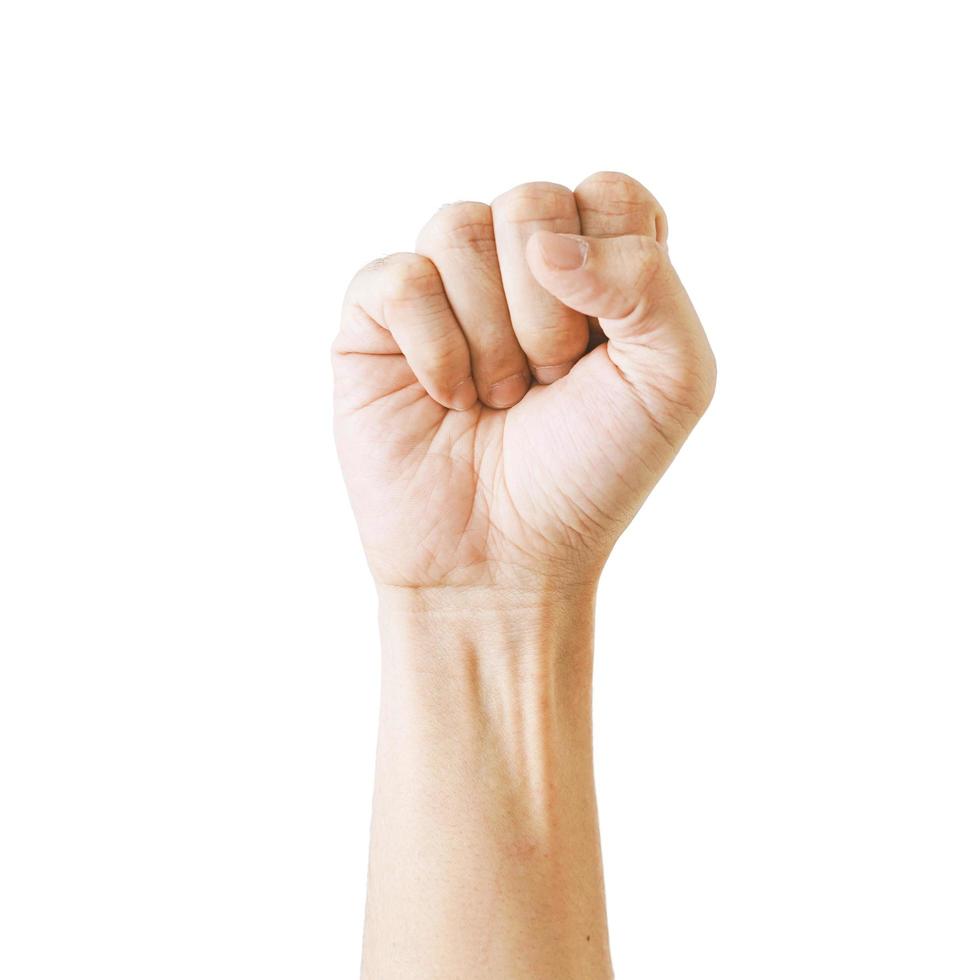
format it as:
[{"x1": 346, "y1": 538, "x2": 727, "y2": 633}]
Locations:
[{"x1": 333, "y1": 172, "x2": 715, "y2": 595}]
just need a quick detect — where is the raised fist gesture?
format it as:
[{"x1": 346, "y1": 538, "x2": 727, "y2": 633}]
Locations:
[{"x1": 333, "y1": 171, "x2": 715, "y2": 593}]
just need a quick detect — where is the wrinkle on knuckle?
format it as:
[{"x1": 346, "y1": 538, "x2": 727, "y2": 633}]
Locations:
[
  {"x1": 492, "y1": 181, "x2": 576, "y2": 224},
  {"x1": 382, "y1": 252, "x2": 443, "y2": 302},
  {"x1": 575, "y1": 170, "x2": 667, "y2": 229},
  {"x1": 420, "y1": 202, "x2": 497, "y2": 254},
  {"x1": 381, "y1": 291, "x2": 452, "y2": 340},
  {"x1": 346, "y1": 255, "x2": 386, "y2": 297},
  {"x1": 362, "y1": 255, "x2": 389, "y2": 274},
  {"x1": 411, "y1": 291, "x2": 455, "y2": 322},
  {"x1": 577, "y1": 170, "x2": 646, "y2": 195},
  {"x1": 576, "y1": 172, "x2": 666, "y2": 231}
]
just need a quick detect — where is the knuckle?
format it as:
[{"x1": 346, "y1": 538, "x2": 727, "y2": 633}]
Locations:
[
  {"x1": 379, "y1": 252, "x2": 443, "y2": 302},
  {"x1": 346, "y1": 255, "x2": 384, "y2": 296},
  {"x1": 576, "y1": 170, "x2": 647, "y2": 195},
  {"x1": 417, "y1": 201, "x2": 496, "y2": 254},
  {"x1": 575, "y1": 171, "x2": 667, "y2": 239},
  {"x1": 492, "y1": 181, "x2": 577, "y2": 224}
]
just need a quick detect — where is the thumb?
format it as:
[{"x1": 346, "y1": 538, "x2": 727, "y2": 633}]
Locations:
[{"x1": 526, "y1": 230, "x2": 716, "y2": 414}]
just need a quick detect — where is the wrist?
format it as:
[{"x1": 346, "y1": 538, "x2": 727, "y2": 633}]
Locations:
[
  {"x1": 375, "y1": 582, "x2": 599, "y2": 822},
  {"x1": 377, "y1": 581, "x2": 598, "y2": 681}
]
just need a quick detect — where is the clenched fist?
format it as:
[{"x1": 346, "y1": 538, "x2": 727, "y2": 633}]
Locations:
[{"x1": 333, "y1": 172, "x2": 715, "y2": 594}]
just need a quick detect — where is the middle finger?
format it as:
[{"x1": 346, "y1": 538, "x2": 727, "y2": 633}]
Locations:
[{"x1": 491, "y1": 181, "x2": 589, "y2": 384}]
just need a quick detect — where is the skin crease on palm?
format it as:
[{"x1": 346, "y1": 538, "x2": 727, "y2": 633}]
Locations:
[{"x1": 333, "y1": 172, "x2": 717, "y2": 595}]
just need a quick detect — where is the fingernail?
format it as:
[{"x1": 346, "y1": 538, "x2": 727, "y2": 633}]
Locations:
[
  {"x1": 531, "y1": 361, "x2": 574, "y2": 384},
  {"x1": 449, "y1": 377, "x2": 477, "y2": 410},
  {"x1": 536, "y1": 231, "x2": 588, "y2": 270},
  {"x1": 487, "y1": 372, "x2": 529, "y2": 408}
]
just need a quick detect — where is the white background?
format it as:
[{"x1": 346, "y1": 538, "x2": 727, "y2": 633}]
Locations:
[{"x1": 2, "y1": 1, "x2": 978, "y2": 977}]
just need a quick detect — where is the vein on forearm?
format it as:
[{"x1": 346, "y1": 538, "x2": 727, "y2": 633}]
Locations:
[{"x1": 377, "y1": 592, "x2": 596, "y2": 833}]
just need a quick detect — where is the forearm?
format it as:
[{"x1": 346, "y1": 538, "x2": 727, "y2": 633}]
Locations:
[{"x1": 361, "y1": 586, "x2": 613, "y2": 979}]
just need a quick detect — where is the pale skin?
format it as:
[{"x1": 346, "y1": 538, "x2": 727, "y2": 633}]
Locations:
[{"x1": 333, "y1": 172, "x2": 716, "y2": 978}]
